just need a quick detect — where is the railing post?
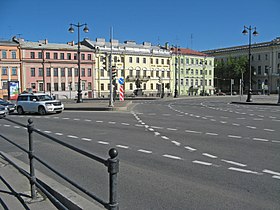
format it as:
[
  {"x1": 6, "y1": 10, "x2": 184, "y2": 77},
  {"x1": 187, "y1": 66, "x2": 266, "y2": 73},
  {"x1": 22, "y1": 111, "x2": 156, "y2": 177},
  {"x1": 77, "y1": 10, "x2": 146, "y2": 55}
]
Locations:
[
  {"x1": 107, "y1": 148, "x2": 119, "y2": 210},
  {"x1": 27, "y1": 118, "x2": 36, "y2": 199}
]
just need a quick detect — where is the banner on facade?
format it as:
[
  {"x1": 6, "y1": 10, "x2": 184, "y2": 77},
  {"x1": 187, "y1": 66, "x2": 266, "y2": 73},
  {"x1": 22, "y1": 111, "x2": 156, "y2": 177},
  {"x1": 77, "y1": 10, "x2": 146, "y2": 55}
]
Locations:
[{"x1": 8, "y1": 81, "x2": 20, "y2": 100}]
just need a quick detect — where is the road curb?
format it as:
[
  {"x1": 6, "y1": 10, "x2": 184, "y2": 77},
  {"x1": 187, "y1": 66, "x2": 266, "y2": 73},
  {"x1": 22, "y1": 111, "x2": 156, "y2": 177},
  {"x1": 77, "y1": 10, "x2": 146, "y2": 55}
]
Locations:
[{"x1": 231, "y1": 101, "x2": 280, "y2": 106}]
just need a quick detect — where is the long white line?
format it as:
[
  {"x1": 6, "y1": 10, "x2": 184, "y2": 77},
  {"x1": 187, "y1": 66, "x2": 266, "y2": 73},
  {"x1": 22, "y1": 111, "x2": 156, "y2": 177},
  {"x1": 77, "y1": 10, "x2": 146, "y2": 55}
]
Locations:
[
  {"x1": 221, "y1": 159, "x2": 247, "y2": 167},
  {"x1": 253, "y1": 138, "x2": 269, "y2": 142},
  {"x1": 228, "y1": 167, "x2": 262, "y2": 175},
  {"x1": 205, "y1": 132, "x2": 218, "y2": 136},
  {"x1": 262, "y1": 169, "x2": 280, "y2": 176}
]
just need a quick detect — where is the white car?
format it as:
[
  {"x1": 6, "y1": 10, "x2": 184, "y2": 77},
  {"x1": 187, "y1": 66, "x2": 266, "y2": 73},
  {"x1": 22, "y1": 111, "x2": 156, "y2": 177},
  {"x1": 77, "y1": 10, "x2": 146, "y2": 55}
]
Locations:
[
  {"x1": 0, "y1": 105, "x2": 8, "y2": 118},
  {"x1": 16, "y1": 93, "x2": 64, "y2": 115}
]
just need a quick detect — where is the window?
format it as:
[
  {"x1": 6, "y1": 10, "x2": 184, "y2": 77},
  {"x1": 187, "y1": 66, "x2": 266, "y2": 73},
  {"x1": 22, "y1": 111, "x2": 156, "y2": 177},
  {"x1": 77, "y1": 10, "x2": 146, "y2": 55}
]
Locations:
[
  {"x1": 46, "y1": 52, "x2": 50, "y2": 59},
  {"x1": 161, "y1": 59, "x2": 164, "y2": 65},
  {"x1": 31, "y1": 83, "x2": 36, "y2": 89},
  {"x1": 258, "y1": 66, "x2": 262, "y2": 75},
  {"x1": 150, "y1": 83, "x2": 154, "y2": 90},
  {"x1": 60, "y1": 53, "x2": 64, "y2": 60},
  {"x1": 150, "y1": 58, "x2": 153, "y2": 64},
  {"x1": 12, "y1": 67, "x2": 17, "y2": 75},
  {"x1": 88, "y1": 54, "x2": 92, "y2": 60},
  {"x1": 61, "y1": 68, "x2": 65, "y2": 77},
  {"x1": 11, "y1": 51, "x2": 16, "y2": 59},
  {"x1": 61, "y1": 83, "x2": 65, "y2": 91},
  {"x1": 31, "y1": 68, "x2": 35, "y2": 77},
  {"x1": 67, "y1": 53, "x2": 71, "y2": 60},
  {"x1": 191, "y1": 58, "x2": 194, "y2": 64},
  {"x1": 136, "y1": 70, "x2": 140, "y2": 77},
  {"x1": 82, "y1": 81, "x2": 86, "y2": 90},
  {"x1": 2, "y1": 50, "x2": 7, "y2": 59},
  {"x1": 88, "y1": 82, "x2": 92, "y2": 90},
  {"x1": 107, "y1": 83, "x2": 110, "y2": 91},
  {"x1": 186, "y1": 58, "x2": 189, "y2": 64},
  {"x1": 81, "y1": 54, "x2": 85, "y2": 60},
  {"x1": 88, "y1": 68, "x2": 92, "y2": 77},
  {"x1": 130, "y1": 83, "x2": 133, "y2": 90},
  {"x1": 81, "y1": 68, "x2": 85, "y2": 77},
  {"x1": 101, "y1": 84, "x2": 104, "y2": 91},
  {"x1": 161, "y1": 71, "x2": 164, "y2": 77},
  {"x1": 30, "y1": 52, "x2": 35, "y2": 59},
  {"x1": 196, "y1": 69, "x2": 198, "y2": 75},
  {"x1": 54, "y1": 83, "x2": 58, "y2": 91},
  {"x1": 278, "y1": 53, "x2": 280, "y2": 59},
  {"x1": 209, "y1": 80, "x2": 212, "y2": 86},
  {"x1": 54, "y1": 53, "x2": 58, "y2": 59},
  {"x1": 167, "y1": 59, "x2": 170, "y2": 65},
  {"x1": 181, "y1": 79, "x2": 184, "y2": 85},
  {"x1": 101, "y1": 69, "x2": 104, "y2": 77},
  {"x1": 129, "y1": 57, "x2": 133, "y2": 63},
  {"x1": 136, "y1": 57, "x2": 139, "y2": 63},
  {"x1": 129, "y1": 70, "x2": 133, "y2": 77},
  {"x1": 53, "y1": 68, "x2": 58, "y2": 77},
  {"x1": 74, "y1": 54, "x2": 77, "y2": 60},
  {"x1": 186, "y1": 78, "x2": 189, "y2": 86},
  {"x1": 68, "y1": 68, "x2": 72, "y2": 77},
  {"x1": 39, "y1": 83, "x2": 44, "y2": 91},
  {"x1": 2, "y1": 67, "x2": 7, "y2": 75},
  {"x1": 258, "y1": 54, "x2": 261, "y2": 60},
  {"x1": 143, "y1": 70, "x2": 147, "y2": 77},
  {"x1": 143, "y1": 58, "x2": 146, "y2": 63},
  {"x1": 167, "y1": 71, "x2": 170, "y2": 78},
  {"x1": 180, "y1": 58, "x2": 184, "y2": 64},
  {"x1": 143, "y1": 83, "x2": 146, "y2": 90},
  {"x1": 265, "y1": 54, "x2": 268, "y2": 60},
  {"x1": 75, "y1": 68, "x2": 78, "y2": 77},
  {"x1": 47, "y1": 83, "x2": 51, "y2": 91},
  {"x1": 156, "y1": 59, "x2": 159, "y2": 64},
  {"x1": 156, "y1": 71, "x2": 159, "y2": 77},
  {"x1": 151, "y1": 70, "x2": 154, "y2": 77},
  {"x1": 38, "y1": 52, "x2": 43, "y2": 59},
  {"x1": 46, "y1": 68, "x2": 51, "y2": 77},
  {"x1": 38, "y1": 68, "x2": 43, "y2": 77}
]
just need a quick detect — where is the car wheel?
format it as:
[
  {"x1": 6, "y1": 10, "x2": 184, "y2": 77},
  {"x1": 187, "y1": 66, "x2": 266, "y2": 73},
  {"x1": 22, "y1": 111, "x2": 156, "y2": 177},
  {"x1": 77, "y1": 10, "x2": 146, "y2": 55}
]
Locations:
[
  {"x1": 17, "y1": 106, "x2": 25, "y2": 115},
  {"x1": 38, "y1": 106, "x2": 47, "y2": 115}
]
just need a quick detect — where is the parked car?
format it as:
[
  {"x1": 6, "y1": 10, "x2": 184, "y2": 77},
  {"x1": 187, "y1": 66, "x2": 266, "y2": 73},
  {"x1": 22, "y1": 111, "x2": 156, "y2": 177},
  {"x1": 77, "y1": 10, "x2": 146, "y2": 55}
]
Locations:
[
  {"x1": 0, "y1": 105, "x2": 8, "y2": 118},
  {"x1": 216, "y1": 91, "x2": 226, "y2": 96},
  {"x1": 16, "y1": 93, "x2": 64, "y2": 115},
  {"x1": 0, "y1": 99, "x2": 16, "y2": 113}
]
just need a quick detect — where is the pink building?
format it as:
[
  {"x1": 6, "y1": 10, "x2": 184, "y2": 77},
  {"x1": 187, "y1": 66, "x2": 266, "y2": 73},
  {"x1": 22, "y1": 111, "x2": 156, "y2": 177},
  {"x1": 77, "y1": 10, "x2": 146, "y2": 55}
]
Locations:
[{"x1": 15, "y1": 38, "x2": 95, "y2": 99}]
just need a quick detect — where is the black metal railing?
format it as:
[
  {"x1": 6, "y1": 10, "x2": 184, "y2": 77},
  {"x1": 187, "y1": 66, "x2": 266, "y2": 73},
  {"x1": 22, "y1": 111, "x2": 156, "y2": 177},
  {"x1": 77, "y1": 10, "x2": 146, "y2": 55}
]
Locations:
[{"x1": 0, "y1": 117, "x2": 119, "y2": 210}]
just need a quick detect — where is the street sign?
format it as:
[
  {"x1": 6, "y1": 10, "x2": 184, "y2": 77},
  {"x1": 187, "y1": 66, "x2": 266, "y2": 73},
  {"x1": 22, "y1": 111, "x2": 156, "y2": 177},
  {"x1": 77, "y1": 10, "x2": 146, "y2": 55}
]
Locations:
[{"x1": 118, "y1": 77, "x2": 124, "y2": 85}]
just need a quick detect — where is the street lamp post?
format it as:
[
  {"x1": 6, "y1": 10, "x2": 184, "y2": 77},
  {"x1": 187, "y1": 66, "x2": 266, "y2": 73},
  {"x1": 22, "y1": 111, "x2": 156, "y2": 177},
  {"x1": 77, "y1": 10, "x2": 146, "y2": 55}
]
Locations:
[
  {"x1": 242, "y1": 25, "x2": 258, "y2": 102},
  {"x1": 68, "y1": 22, "x2": 89, "y2": 103},
  {"x1": 174, "y1": 47, "x2": 180, "y2": 98}
]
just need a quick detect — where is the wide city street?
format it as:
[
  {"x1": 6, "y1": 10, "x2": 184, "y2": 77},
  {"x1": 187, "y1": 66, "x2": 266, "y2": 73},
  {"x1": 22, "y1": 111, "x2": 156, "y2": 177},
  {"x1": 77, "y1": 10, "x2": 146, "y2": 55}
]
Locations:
[{"x1": 1, "y1": 97, "x2": 280, "y2": 209}]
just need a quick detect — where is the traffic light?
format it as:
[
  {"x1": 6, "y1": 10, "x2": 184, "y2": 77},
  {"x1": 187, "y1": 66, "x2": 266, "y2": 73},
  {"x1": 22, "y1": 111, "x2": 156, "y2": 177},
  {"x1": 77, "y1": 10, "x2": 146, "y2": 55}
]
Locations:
[{"x1": 101, "y1": 56, "x2": 108, "y2": 70}]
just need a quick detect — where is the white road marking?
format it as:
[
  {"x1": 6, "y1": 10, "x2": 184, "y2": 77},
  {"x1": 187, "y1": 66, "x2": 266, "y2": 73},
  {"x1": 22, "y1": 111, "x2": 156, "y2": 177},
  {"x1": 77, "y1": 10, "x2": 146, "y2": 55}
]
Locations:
[
  {"x1": 44, "y1": 130, "x2": 52, "y2": 133},
  {"x1": 4, "y1": 125, "x2": 10, "y2": 127},
  {"x1": 138, "y1": 149, "x2": 152, "y2": 154},
  {"x1": 84, "y1": 119, "x2": 92, "y2": 122},
  {"x1": 167, "y1": 128, "x2": 177, "y2": 131},
  {"x1": 228, "y1": 135, "x2": 242, "y2": 139},
  {"x1": 253, "y1": 118, "x2": 263, "y2": 121},
  {"x1": 253, "y1": 138, "x2": 269, "y2": 142},
  {"x1": 221, "y1": 159, "x2": 247, "y2": 167},
  {"x1": 228, "y1": 167, "x2": 262, "y2": 175},
  {"x1": 109, "y1": 121, "x2": 116, "y2": 124},
  {"x1": 262, "y1": 169, "x2": 280, "y2": 176},
  {"x1": 205, "y1": 132, "x2": 218, "y2": 136},
  {"x1": 210, "y1": 119, "x2": 216, "y2": 122},
  {"x1": 162, "y1": 114, "x2": 171, "y2": 116},
  {"x1": 232, "y1": 123, "x2": 240, "y2": 126},
  {"x1": 148, "y1": 113, "x2": 156, "y2": 116},
  {"x1": 202, "y1": 153, "x2": 218, "y2": 159},
  {"x1": 163, "y1": 154, "x2": 182, "y2": 160},
  {"x1": 185, "y1": 146, "x2": 197, "y2": 152},
  {"x1": 272, "y1": 176, "x2": 280, "y2": 180},
  {"x1": 81, "y1": 138, "x2": 92, "y2": 141},
  {"x1": 135, "y1": 124, "x2": 144, "y2": 127},
  {"x1": 121, "y1": 123, "x2": 130, "y2": 126},
  {"x1": 246, "y1": 126, "x2": 256, "y2": 129},
  {"x1": 116, "y1": 145, "x2": 129, "y2": 149},
  {"x1": 14, "y1": 126, "x2": 20, "y2": 129},
  {"x1": 148, "y1": 128, "x2": 154, "y2": 131},
  {"x1": 97, "y1": 141, "x2": 109, "y2": 145},
  {"x1": 272, "y1": 140, "x2": 280, "y2": 143},
  {"x1": 62, "y1": 117, "x2": 70, "y2": 120},
  {"x1": 151, "y1": 126, "x2": 163, "y2": 129},
  {"x1": 192, "y1": 160, "x2": 212, "y2": 166},
  {"x1": 220, "y1": 121, "x2": 227, "y2": 124},
  {"x1": 171, "y1": 141, "x2": 181, "y2": 146},
  {"x1": 161, "y1": 136, "x2": 169, "y2": 140},
  {"x1": 67, "y1": 135, "x2": 78, "y2": 139},
  {"x1": 96, "y1": 121, "x2": 103, "y2": 123},
  {"x1": 154, "y1": 132, "x2": 160, "y2": 136},
  {"x1": 264, "y1": 129, "x2": 274, "y2": 132},
  {"x1": 73, "y1": 118, "x2": 80, "y2": 121},
  {"x1": 55, "y1": 133, "x2": 63, "y2": 136},
  {"x1": 185, "y1": 130, "x2": 202, "y2": 134}
]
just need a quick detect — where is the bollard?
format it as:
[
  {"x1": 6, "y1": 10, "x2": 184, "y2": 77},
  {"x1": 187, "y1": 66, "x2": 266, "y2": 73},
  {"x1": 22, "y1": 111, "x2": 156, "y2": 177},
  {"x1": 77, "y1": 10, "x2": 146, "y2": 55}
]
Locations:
[
  {"x1": 27, "y1": 118, "x2": 36, "y2": 199},
  {"x1": 107, "y1": 148, "x2": 119, "y2": 210}
]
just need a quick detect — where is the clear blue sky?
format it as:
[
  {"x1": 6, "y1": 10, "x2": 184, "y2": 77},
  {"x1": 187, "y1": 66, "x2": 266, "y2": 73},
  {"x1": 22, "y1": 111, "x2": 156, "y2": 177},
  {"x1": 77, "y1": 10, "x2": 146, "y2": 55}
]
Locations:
[{"x1": 1, "y1": 0, "x2": 279, "y2": 51}]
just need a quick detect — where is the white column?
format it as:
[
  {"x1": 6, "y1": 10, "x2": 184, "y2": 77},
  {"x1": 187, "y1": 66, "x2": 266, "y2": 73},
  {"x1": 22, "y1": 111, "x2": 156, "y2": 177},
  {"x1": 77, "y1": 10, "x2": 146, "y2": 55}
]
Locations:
[
  {"x1": 8, "y1": 67, "x2": 11, "y2": 81},
  {"x1": 58, "y1": 67, "x2": 61, "y2": 91},
  {"x1": 17, "y1": 66, "x2": 21, "y2": 91},
  {"x1": 65, "y1": 67, "x2": 69, "y2": 90},
  {"x1": 50, "y1": 67, "x2": 54, "y2": 92}
]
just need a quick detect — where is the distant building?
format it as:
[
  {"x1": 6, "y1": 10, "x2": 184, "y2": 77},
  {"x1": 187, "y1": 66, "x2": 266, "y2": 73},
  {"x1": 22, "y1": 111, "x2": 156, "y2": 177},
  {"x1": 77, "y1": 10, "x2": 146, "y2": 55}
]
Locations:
[
  {"x1": 171, "y1": 47, "x2": 215, "y2": 96},
  {"x1": 203, "y1": 37, "x2": 280, "y2": 94},
  {"x1": 82, "y1": 38, "x2": 172, "y2": 97},
  {"x1": 14, "y1": 38, "x2": 95, "y2": 99},
  {"x1": 0, "y1": 39, "x2": 21, "y2": 99}
]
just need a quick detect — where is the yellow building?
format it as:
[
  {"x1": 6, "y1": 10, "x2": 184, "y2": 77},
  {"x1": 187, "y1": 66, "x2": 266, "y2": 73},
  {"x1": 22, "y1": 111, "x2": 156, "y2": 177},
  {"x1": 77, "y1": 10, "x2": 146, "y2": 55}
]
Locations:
[{"x1": 82, "y1": 38, "x2": 172, "y2": 98}]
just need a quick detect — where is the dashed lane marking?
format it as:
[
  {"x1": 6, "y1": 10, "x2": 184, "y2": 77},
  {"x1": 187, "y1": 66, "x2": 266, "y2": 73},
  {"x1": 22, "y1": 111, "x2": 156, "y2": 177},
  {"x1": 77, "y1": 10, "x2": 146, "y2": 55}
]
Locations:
[
  {"x1": 202, "y1": 153, "x2": 218, "y2": 159},
  {"x1": 252, "y1": 138, "x2": 269, "y2": 142},
  {"x1": 97, "y1": 141, "x2": 109, "y2": 145},
  {"x1": 185, "y1": 130, "x2": 202, "y2": 134},
  {"x1": 55, "y1": 133, "x2": 63, "y2": 136},
  {"x1": 262, "y1": 169, "x2": 280, "y2": 176},
  {"x1": 228, "y1": 167, "x2": 262, "y2": 175},
  {"x1": 192, "y1": 160, "x2": 213, "y2": 166},
  {"x1": 221, "y1": 159, "x2": 247, "y2": 167},
  {"x1": 185, "y1": 146, "x2": 197, "y2": 152},
  {"x1": 67, "y1": 135, "x2": 79, "y2": 139},
  {"x1": 228, "y1": 135, "x2": 242, "y2": 139},
  {"x1": 81, "y1": 138, "x2": 92, "y2": 141},
  {"x1": 163, "y1": 154, "x2": 182, "y2": 160},
  {"x1": 138, "y1": 149, "x2": 152, "y2": 154},
  {"x1": 116, "y1": 145, "x2": 129, "y2": 149}
]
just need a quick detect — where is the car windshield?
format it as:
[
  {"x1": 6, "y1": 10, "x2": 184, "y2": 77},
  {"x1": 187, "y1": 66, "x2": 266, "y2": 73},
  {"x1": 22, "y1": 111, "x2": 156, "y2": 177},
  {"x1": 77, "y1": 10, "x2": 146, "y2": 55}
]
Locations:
[{"x1": 37, "y1": 95, "x2": 53, "y2": 101}]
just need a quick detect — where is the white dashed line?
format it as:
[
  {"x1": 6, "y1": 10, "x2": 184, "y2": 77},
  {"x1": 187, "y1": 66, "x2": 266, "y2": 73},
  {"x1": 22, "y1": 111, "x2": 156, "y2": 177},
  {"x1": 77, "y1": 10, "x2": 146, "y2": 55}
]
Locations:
[
  {"x1": 14, "y1": 126, "x2": 20, "y2": 129},
  {"x1": 202, "y1": 153, "x2": 218, "y2": 159},
  {"x1": 138, "y1": 149, "x2": 152, "y2": 154},
  {"x1": 228, "y1": 135, "x2": 242, "y2": 139},
  {"x1": 253, "y1": 138, "x2": 269, "y2": 142},
  {"x1": 96, "y1": 121, "x2": 103, "y2": 123},
  {"x1": 185, "y1": 146, "x2": 197, "y2": 152},
  {"x1": 163, "y1": 154, "x2": 182, "y2": 160},
  {"x1": 272, "y1": 176, "x2": 280, "y2": 180},
  {"x1": 73, "y1": 118, "x2": 80, "y2": 121},
  {"x1": 232, "y1": 123, "x2": 240, "y2": 126},
  {"x1": 97, "y1": 141, "x2": 109, "y2": 145},
  {"x1": 228, "y1": 167, "x2": 262, "y2": 175},
  {"x1": 116, "y1": 145, "x2": 129, "y2": 149},
  {"x1": 44, "y1": 130, "x2": 52, "y2": 133},
  {"x1": 151, "y1": 126, "x2": 163, "y2": 129},
  {"x1": 4, "y1": 125, "x2": 10, "y2": 127},
  {"x1": 246, "y1": 126, "x2": 257, "y2": 129},
  {"x1": 272, "y1": 140, "x2": 280, "y2": 143},
  {"x1": 205, "y1": 133, "x2": 218, "y2": 136},
  {"x1": 171, "y1": 141, "x2": 181, "y2": 146},
  {"x1": 185, "y1": 130, "x2": 202, "y2": 134},
  {"x1": 62, "y1": 117, "x2": 69, "y2": 120},
  {"x1": 55, "y1": 133, "x2": 63, "y2": 136},
  {"x1": 154, "y1": 132, "x2": 160, "y2": 136},
  {"x1": 264, "y1": 129, "x2": 274, "y2": 132},
  {"x1": 262, "y1": 169, "x2": 280, "y2": 176},
  {"x1": 161, "y1": 136, "x2": 169, "y2": 140},
  {"x1": 109, "y1": 121, "x2": 116, "y2": 124},
  {"x1": 81, "y1": 138, "x2": 92, "y2": 141},
  {"x1": 67, "y1": 135, "x2": 78, "y2": 139},
  {"x1": 84, "y1": 119, "x2": 92, "y2": 122},
  {"x1": 121, "y1": 123, "x2": 130, "y2": 126},
  {"x1": 221, "y1": 159, "x2": 247, "y2": 167},
  {"x1": 167, "y1": 128, "x2": 177, "y2": 131},
  {"x1": 192, "y1": 160, "x2": 212, "y2": 166}
]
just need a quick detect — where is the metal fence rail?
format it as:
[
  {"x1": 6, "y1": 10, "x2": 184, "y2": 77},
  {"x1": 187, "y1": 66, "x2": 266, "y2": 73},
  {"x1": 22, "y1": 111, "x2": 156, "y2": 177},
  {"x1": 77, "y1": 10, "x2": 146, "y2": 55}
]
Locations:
[{"x1": 1, "y1": 117, "x2": 119, "y2": 210}]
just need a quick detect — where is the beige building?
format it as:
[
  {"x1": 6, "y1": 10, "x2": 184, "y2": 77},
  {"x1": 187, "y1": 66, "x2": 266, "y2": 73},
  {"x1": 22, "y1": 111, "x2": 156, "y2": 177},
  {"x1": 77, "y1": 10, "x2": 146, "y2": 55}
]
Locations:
[
  {"x1": 171, "y1": 47, "x2": 215, "y2": 96},
  {"x1": 204, "y1": 37, "x2": 280, "y2": 93},
  {"x1": 82, "y1": 38, "x2": 172, "y2": 98}
]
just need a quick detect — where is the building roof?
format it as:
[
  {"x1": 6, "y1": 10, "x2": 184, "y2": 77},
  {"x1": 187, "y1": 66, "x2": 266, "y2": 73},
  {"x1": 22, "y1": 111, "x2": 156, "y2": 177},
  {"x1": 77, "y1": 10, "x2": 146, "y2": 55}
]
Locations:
[{"x1": 170, "y1": 47, "x2": 208, "y2": 57}]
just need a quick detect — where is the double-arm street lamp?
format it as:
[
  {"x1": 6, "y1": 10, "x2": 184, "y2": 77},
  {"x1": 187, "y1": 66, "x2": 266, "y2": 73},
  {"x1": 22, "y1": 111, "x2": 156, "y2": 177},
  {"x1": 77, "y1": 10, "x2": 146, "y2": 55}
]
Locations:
[
  {"x1": 242, "y1": 25, "x2": 258, "y2": 102},
  {"x1": 174, "y1": 46, "x2": 180, "y2": 98},
  {"x1": 68, "y1": 22, "x2": 89, "y2": 103}
]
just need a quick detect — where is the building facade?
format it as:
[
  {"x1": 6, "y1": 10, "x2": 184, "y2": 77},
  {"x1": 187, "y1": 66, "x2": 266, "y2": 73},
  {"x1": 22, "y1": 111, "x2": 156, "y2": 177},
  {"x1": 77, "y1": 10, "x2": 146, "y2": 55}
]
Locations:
[
  {"x1": 82, "y1": 38, "x2": 172, "y2": 98},
  {"x1": 15, "y1": 38, "x2": 95, "y2": 99},
  {"x1": 0, "y1": 40, "x2": 21, "y2": 99},
  {"x1": 204, "y1": 37, "x2": 280, "y2": 93},
  {"x1": 171, "y1": 47, "x2": 215, "y2": 96}
]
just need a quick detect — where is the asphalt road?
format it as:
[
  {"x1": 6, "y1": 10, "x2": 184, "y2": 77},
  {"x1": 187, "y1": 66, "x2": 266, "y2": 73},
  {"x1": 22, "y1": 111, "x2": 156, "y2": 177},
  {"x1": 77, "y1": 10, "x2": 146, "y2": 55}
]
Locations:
[{"x1": 1, "y1": 97, "x2": 280, "y2": 209}]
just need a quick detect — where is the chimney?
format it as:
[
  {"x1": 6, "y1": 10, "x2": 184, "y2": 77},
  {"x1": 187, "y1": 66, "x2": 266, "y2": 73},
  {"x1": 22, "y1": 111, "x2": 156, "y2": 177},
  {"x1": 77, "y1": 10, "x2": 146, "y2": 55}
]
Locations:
[{"x1": 67, "y1": 41, "x2": 75, "y2": 46}]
